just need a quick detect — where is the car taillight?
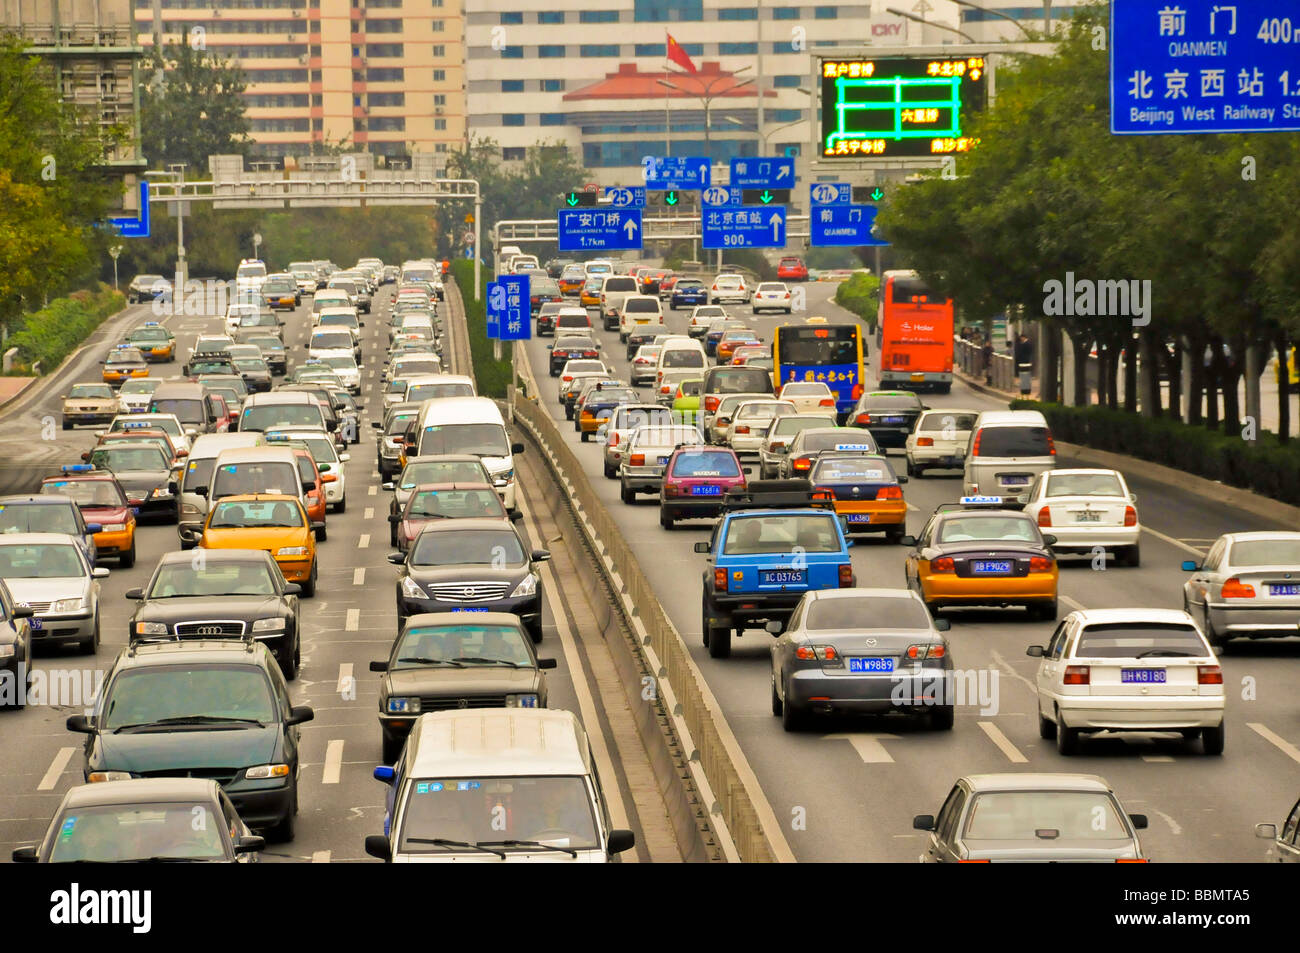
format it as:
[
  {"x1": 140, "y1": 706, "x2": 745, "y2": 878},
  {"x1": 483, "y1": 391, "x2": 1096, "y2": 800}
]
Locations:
[
  {"x1": 1115, "y1": 859, "x2": 1148, "y2": 863},
  {"x1": 931, "y1": 557, "x2": 955, "y2": 573},
  {"x1": 734, "y1": 425, "x2": 749, "y2": 434},
  {"x1": 971, "y1": 429, "x2": 982, "y2": 456},
  {"x1": 705, "y1": 396, "x2": 720, "y2": 412},
  {"x1": 584, "y1": 350, "x2": 597, "y2": 358},
  {"x1": 875, "y1": 486, "x2": 903, "y2": 500},
  {"x1": 664, "y1": 483, "x2": 679, "y2": 497},
  {"x1": 1029, "y1": 556, "x2": 1053, "y2": 572},
  {"x1": 714, "y1": 567, "x2": 728, "y2": 591},
  {"x1": 1046, "y1": 432, "x2": 1056, "y2": 455},
  {"x1": 838, "y1": 564, "x2": 853, "y2": 587},
  {"x1": 1063, "y1": 665, "x2": 1090, "y2": 685},
  {"x1": 610, "y1": 433, "x2": 620, "y2": 446},
  {"x1": 795, "y1": 645, "x2": 837, "y2": 661},
  {"x1": 958, "y1": 859, "x2": 990, "y2": 863},
  {"x1": 1123, "y1": 505, "x2": 1137, "y2": 526},
  {"x1": 630, "y1": 453, "x2": 645, "y2": 466},
  {"x1": 1221, "y1": 577, "x2": 1255, "y2": 598},
  {"x1": 1197, "y1": 665, "x2": 1223, "y2": 684},
  {"x1": 855, "y1": 413, "x2": 871, "y2": 425},
  {"x1": 783, "y1": 292, "x2": 791, "y2": 298},
  {"x1": 819, "y1": 398, "x2": 835, "y2": 407},
  {"x1": 1037, "y1": 507, "x2": 1052, "y2": 527},
  {"x1": 581, "y1": 409, "x2": 593, "y2": 419},
  {"x1": 906, "y1": 644, "x2": 945, "y2": 659},
  {"x1": 850, "y1": 383, "x2": 863, "y2": 400},
  {"x1": 917, "y1": 437, "x2": 934, "y2": 447},
  {"x1": 769, "y1": 441, "x2": 787, "y2": 451},
  {"x1": 792, "y1": 458, "x2": 810, "y2": 471},
  {"x1": 562, "y1": 374, "x2": 573, "y2": 382}
]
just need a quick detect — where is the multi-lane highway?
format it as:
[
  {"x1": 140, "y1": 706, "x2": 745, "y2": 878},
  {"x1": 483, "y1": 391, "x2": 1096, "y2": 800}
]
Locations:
[
  {"x1": 517, "y1": 279, "x2": 1300, "y2": 863},
  {"x1": 0, "y1": 283, "x2": 678, "y2": 863}
]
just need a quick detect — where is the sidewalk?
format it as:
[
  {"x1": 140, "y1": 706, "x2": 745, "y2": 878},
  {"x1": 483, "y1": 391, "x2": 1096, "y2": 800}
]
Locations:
[{"x1": 0, "y1": 377, "x2": 36, "y2": 409}]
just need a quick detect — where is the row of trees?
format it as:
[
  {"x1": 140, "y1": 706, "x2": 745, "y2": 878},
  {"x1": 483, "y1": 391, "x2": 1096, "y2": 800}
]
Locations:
[{"x1": 877, "y1": 4, "x2": 1300, "y2": 440}]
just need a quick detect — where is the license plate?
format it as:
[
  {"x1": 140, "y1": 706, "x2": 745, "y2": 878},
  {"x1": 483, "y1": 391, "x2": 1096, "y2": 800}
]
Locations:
[
  {"x1": 636, "y1": 318, "x2": 650, "y2": 324},
  {"x1": 848, "y1": 657, "x2": 894, "y2": 673},
  {"x1": 657, "y1": 455, "x2": 670, "y2": 465},
  {"x1": 846, "y1": 513, "x2": 871, "y2": 523},
  {"x1": 691, "y1": 485, "x2": 722, "y2": 496},
  {"x1": 1121, "y1": 668, "x2": 1166, "y2": 683},
  {"x1": 972, "y1": 560, "x2": 1012, "y2": 574},
  {"x1": 1001, "y1": 476, "x2": 1030, "y2": 486},
  {"x1": 881, "y1": 416, "x2": 904, "y2": 424},
  {"x1": 29, "y1": 618, "x2": 42, "y2": 630},
  {"x1": 1074, "y1": 512, "x2": 1102, "y2": 522},
  {"x1": 759, "y1": 569, "x2": 806, "y2": 585},
  {"x1": 1269, "y1": 584, "x2": 1300, "y2": 596},
  {"x1": 451, "y1": 607, "x2": 490, "y2": 613},
  {"x1": 910, "y1": 373, "x2": 925, "y2": 382}
]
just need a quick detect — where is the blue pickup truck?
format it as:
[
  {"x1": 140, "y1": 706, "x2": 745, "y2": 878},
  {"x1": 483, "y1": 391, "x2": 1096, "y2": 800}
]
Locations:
[{"x1": 694, "y1": 481, "x2": 855, "y2": 658}]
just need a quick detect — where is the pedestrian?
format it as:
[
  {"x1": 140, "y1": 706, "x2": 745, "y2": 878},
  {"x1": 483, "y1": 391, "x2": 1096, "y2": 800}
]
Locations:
[
  {"x1": 1014, "y1": 333, "x2": 1034, "y2": 396},
  {"x1": 981, "y1": 334, "x2": 994, "y2": 385}
]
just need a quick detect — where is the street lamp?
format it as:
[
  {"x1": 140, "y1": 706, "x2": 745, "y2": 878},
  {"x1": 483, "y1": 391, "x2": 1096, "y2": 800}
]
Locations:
[
  {"x1": 144, "y1": 164, "x2": 188, "y2": 288},
  {"x1": 660, "y1": 65, "x2": 755, "y2": 158},
  {"x1": 885, "y1": 8, "x2": 979, "y2": 42},
  {"x1": 948, "y1": 0, "x2": 1037, "y2": 39}
]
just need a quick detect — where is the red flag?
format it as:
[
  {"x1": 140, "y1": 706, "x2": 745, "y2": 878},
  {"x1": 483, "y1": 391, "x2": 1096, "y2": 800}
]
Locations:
[{"x1": 666, "y1": 33, "x2": 697, "y2": 73}]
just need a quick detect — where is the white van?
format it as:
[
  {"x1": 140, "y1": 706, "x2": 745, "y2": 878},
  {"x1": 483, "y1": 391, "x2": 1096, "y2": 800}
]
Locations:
[
  {"x1": 365, "y1": 708, "x2": 635, "y2": 864},
  {"x1": 963, "y1": 409, "x2": 1057, "y2": 500},
  {"x1": 654, "y1": 338, "x2": 707, "y2": 390},
  {"x1": 414, "y1": 396, "x2": 523, "y2": 511},
  {"x1": 618, "y1": 294, "x2": 665, "y2": 344},
  {"x1": 175, "y1": 432, "x2": 266, "y2": 547}
]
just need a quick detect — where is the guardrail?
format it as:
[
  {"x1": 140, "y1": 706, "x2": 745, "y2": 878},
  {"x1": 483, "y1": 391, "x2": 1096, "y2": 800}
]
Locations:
[{"x1": 954, "y1": 337, "x2": 1017, "y2": 391}]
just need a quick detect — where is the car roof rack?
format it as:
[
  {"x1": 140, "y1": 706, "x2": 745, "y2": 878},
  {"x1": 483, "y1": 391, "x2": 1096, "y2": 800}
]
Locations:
[
  {"x1": 127, "y1": 632, "x2": 258, "y2": 655},
  {"x1": 721, "y1": 479, "x2": 836, "y2": 512}
]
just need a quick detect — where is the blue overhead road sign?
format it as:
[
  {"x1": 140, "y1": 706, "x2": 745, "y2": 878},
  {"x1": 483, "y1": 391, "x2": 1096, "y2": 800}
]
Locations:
[
  {"x1": 702, "y1": 186, "x2": 742, "y2": 206},
  {"x1": 488, "y1": 275, "x2": 529, "y2": 340},
  {"x1": 643, "y1": 156, "x2": 711, "y2": 189},
  {"x1": 1111, "y1": 0, "x2": 1300, "y2": 134},
  {"x1": 729, "y1": 157, "x2": 795, "y2": 189},
  {"x1": 557, "y1": 208, "x2": 643, "y2": 252},
  {"x1": 604, "y1": 186, "x2": 646, "y2": 208},
  {"x1": 109, "y1": 181, "x2": 151, "y2": 238},
  {"x1": 702, "y1": 206, "x2": 787, "y2": 249},
  {"x1": 811, "y1": 204, "x2": 889, "y2": 247},
  {"x1": 809, "y1": 182, "x2": 852, "y2": 207}
]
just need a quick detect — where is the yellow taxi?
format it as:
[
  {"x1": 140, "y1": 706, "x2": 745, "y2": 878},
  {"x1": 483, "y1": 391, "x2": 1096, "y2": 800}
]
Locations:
[
  {"x1": 579, "y1": 276, "x2": 604, "y2": 308},
  {"x1": 101, "y1": 345, "x2": 149, "y2": 386},
  {"x1": 39, "y1": 465, "x2": 139, "y2": 568},
  {"x1": 121, "y1": 322, "x2": 176, "y2": 362},
  {"x1": 902, "y1": 498, "x2": 1060, "y2": 621},
  {"x1": 807, "y1": 452, "x2": 909, "y2": 542},
  {"x1": 558, "y1": 264, "x2": 586, "y2": 296},
  {"x1": 199, "y1": 494, "x2": 318, "y2": 596}
]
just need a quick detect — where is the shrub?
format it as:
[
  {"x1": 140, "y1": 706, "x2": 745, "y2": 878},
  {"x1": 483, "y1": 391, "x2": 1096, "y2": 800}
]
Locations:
[
  {"x1": 7, "y1": 284, "x2": 125, "y2": 374},
  {"x1": 833, "y1": 271, "x2": 880, "y2": 330},
  {"x1": 451, "y1": 259, "x2": 512, "y2": 399}
]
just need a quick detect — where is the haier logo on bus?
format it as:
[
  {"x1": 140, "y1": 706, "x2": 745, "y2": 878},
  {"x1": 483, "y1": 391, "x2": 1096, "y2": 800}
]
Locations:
[{"x1": 900, "y1": 322, "x2": 936, "y2": 334}]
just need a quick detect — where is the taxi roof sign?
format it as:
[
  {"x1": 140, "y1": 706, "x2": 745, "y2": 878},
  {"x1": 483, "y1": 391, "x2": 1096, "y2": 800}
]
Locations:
[
  {"x1": 60, "y1": 464, "x2": 94, "y2": 473},
  {"x1": 834, "y1": 443, "x2": 873, "y2": 452},
  {"x1": 959, "y1": 496, "x2": 1004, "y2": 506}
]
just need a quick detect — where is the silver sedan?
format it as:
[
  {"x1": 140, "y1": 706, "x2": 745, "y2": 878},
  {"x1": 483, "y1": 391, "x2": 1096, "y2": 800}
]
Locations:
[{"x1": 1182, "y1": 531, "x2": 1300, "y2": 648}]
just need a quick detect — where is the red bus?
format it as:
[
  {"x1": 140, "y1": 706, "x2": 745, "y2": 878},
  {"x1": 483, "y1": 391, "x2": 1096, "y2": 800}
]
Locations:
[{"x1": 876, "y1": 270, "x2": 954, "y2": 394}]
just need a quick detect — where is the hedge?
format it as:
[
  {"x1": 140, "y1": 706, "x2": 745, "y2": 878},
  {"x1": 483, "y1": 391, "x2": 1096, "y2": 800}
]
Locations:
[
  {"x1": 450, "y1": 259, "x2": 513, "y2": 399},
  {"x1": 7, "y1": 285, "x2": 125, "y2": 375},
  {"x1": 833, "y1": 271, "x2": 880, "y2": 329},
  {"x1": 1009, "y1": 400, "x2": 1300, "y2": 508}
]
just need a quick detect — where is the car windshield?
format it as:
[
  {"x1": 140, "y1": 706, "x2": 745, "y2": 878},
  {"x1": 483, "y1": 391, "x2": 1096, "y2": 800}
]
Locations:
[
  {"x1": 1227, "y1": 539, "x2": 1300, "y2": 566},
  {"x1": 46, "y1": 802, "x2": 229, "y2": 863},
  {"x1": 723, "y1": 515, "x2": 841, "y2": 555},
  {"x1": 418, "y1": 424, "x2": 508, "y2": 457},
  {"x1": 149, "y1": 561, "x2": 276, "y2": 597},
  {"x1": 938, "y1": 516, "x2": 1039, "y2": 543},
  {"x1": 41, "y1": 480, "x2": 126, "y2": 507},
  {"x1": 0, "y1": 542, "x2": 82, "y2": 577},
  {"x1": 392, "y1": 623, "x2": 533, "y2": 669},
  {"x1": 410, "y1": 529, "x2": 525, "y2": 567},
  {"x1": 407, "y1": 383, "x2": 473, "y2": 402},
  {"x1": 247, "y1": 336, "x2": 283, "y2": 352},
  {"x1": 242, "y1": 404, "x2": 323, "y2": 431},
  {"x1": 806, "y1": 598, "x2": 931, "y2": 630},
  {"x1": 107, "y1": 350, "x2": 142, "y2": 363},
  {"x1": 321, "y1": 355, "x2": 356, "y2": 371},
  {"x1": 407, "y1": 488, "x2": 503, "y2": 519},
  {"x1": 69, "y1": 384, "x2": 113, "y2": 399},
  {"x1": 1046, "y1": 473, "x2": 1124, "y2": 497},
  {"x1": 396, "y1": 776, "x2": 598, "y2": 853},
  {"x1": 101, "y1": 666, "x2": 276, "y2": 729},
  {"x1": 212, "y1": 462, "x2": 299, "y2": 498},
  {"x1": 812, "y1": 458, "x2": 893, "y2": 482},
  {"x1": 90, "y1": 447, "x2": 168, "y2": 471},
  {"x1": 400, "y1": 462, "x2": 488, "y2": 489},
  {"x1": 239, "y1": 313, "x2": 277, "y2": 327},
  {"x1": 311, "y1": 332, "x2": 353, "y2": 350},
  {"x1": 1073, "y1": 623, "x2": 1207, "y2": 658},
  {"x1": 319, "y1": 314, "x2": 358, "y2": 328},
  {"x1": 963, "y1": 792, "x2": 1128, "y2": 842},
  {"x1": 394, "y1": 360, "x2": 442, "y2": 376},
  {"x1": 670, "y1": 450, "x2": 740, "y2": 478},
  {"x1": 209, "y1": 499, "x2": 304, "y2": 529}
]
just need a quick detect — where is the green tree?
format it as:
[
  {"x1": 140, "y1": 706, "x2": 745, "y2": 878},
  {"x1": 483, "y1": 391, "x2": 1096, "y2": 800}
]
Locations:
[{"x1": 140, "y1": 37, "x2": 251, "y2": 171}]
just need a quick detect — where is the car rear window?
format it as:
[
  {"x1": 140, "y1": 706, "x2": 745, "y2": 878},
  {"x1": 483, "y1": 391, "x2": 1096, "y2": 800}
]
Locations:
[
  {"x1": 706, "y1": 368, "x2": 774, "y2": 394},
  {"x1": 937, "y1": 515, "x2": 1038, "y2": 543},
  {"x1": 670, "y1": 450, "x2": 740, "y2": 477},
  {"x1": 974, "y1": 426, "x2": 1052, "y2": 457},
  {"x1": 1045, "y1": 473, "x2": 1123, "y2": 498},
  {"x1": 1226, "y1": 539, "x2": 1300, "y2": 566},
  {"x1": 662, "y1": 350, "x2": 704, "y2": 368},
  {"x1": 625, "y1": 299, "x2": 659, "y2": 313},
  {"x1": 1073, "y1": 623, "x2": 1208, "y2": 658},
  {"x1": 918, "y1": 412, "x2": 976, "y2": 431},
  {"x1": 806, "y1": 597, "x2": 930, "y2": 630},
  {"x1": 862, "y1": 394, "x2": 923, "y2": 410},
  {"x1": 964, "y1": 792, "x2": 1127, "y2": 841},
  {"x1": 604, "y1": 278, "x2": 637, "y2": 291},
  {"x1": 211, "y1": 461, "x2": 299, "y2": 499},
  {"x1": 723, "y1": 514, "x2": 840, "y2": 555}
]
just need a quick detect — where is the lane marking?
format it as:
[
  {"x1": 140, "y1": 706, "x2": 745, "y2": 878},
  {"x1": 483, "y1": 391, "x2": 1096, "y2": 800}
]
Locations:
[
  {"x1": 368, "y1": 484, "x2": 377, "y2": 496},
  {"x1": 1060, "y1": 593, "x2": 1088, "y2": 613},
  {"x1": 311, "y1": 850, "x2": 331, "y2": 863},
  {"x1": 978, "y1": 721, "x2": 1029, "y2": 763},
  {"x1": 358, "y1": 534, "x2": 370, "y2": 549},
  {"x1": 1141, "y1": 755, "x2": 1175, "y2": 763},
  {"x1": 1153, "y1": 809, "x2": 1183, "y2": 835},
  {"x1": 363, "y1": 507, "x2": 374, "y2": 520},
  {"x1": 1248, "y1": 722, "x2": 1300, "y2": 764},
  {"x1": 822, "y1": 733, "x2": 897, "y2": 763},
  {"x1": 353, "y1": 568, "x2": 365, "y2": 586},
  {"x1": 336, "y1": 663, "x2": 353, "y2": 694},
  {"x1": 346, "y1": 609, "x2": 360, "y2": 631},
  {"x1": 1140, "y1": 524, "x2": 1208, "y2": 558},
  {"x1": 322, "y1": 739, "x2": 344, "y2": 784},
  {"x1": 988, "y1": 649, "x2": 1038, "y2": 695},
  {"x1": 38, "y1": 747, "x2": 76, "y2": 792}
]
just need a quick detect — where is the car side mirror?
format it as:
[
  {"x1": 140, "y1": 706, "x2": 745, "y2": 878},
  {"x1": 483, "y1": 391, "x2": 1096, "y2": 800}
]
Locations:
[
  {"x1": 912, "y1": 814, "x2": 935, "y2": 832},
  {"x1": 900, "y1": 535, "x2": 917, "y2": 546},
  {"x1": 897, "y1": 475, "x2": 908, "y2": 484},
  {"x1": 369, "y1": 660, "x2": 389, "y2": 672},
  {"x1": 382, "y1": 482, "x2": 395, "y2": 491},
  {"x1": 12, "y1": 604, "x2": 33, "y2": 618},
  {"x1": 509, "y1": 510, "x2": 523, "y2": 522},
  {"x1": 1128, "y1": 814, "x2": 1149, "y2": 831},
  {"x1": 387, "y1": 553, "x2": 405, "y2": 565},
  {"x1": 372, "y1": 421, "x2": 384, "y2": 429},
  {"x1": 933, "y1": 618, "x2": 951, "y2": 632},
  {"x1": 303, "y1": 482, "x2": 316, "y2": 494},
  {"x1": 364, "y1": 835, "x2": 392, "y2": 862},
  {"x1": 235, "y1": 835, "x2": 266, "y2": 855},
  {"x1": 286, "y1": 706, "x2": 315, "y2": 727},
  {"x1": 764, "y1": 620, "x2": 782, "y2": 635},
  {"x1": 511, "y1": 442, "x2": 525, "y2": 455},
  {"x1": 694, "y1": 541, "x2": 711, "y2": 554},
  {"x1": 1041, "y1": 534, "x2": 1057, "y2": 546},
  {"x1": 537, "y1": 658, "x2": 558, "y2": 670},
  {"x1": 1181, "y1": 560, "x2": 1200, "y2": 571},
  {"x1": 1256, "y1": 823, "x2": 1278, "y2": 840},
  {"x1": 531, "y1": 549, "x2": 551, "y2": 562},
  {"x1": 92, "y1": 567, "x2": 110, "y2": 578},
  {"x1": 606, "y1": 830, "x2": 636, "y2": 855},
  {"x1": 11, "y1": 846, "x2": 38, "y2": 863},
  {"x1": 283, "y1": 583, "x2": 302, "y2": 595},
  {"x1": 66, "y1": 714, "x2": 93, "y2": 733},
  {"x1": 388, "y1": 514, "x2": 401, "y2": 524},
  {"x1": 124, "y1": 587, "x2": 144, "y2": 600},
  {"x1": 1026, "y1": 645, "x2": 1045, "y2": 657}
]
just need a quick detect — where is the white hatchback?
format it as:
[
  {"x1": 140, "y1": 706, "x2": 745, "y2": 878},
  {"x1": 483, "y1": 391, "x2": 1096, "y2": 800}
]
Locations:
[{"x1": 1028, "y1": 608, "x2": 1225, "y2": 756}]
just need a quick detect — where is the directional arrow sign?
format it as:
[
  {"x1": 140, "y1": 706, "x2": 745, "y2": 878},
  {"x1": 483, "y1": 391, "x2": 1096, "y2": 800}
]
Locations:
[
  {"x1": 557, "y1": 207, "x2": 643, "y2": 252},
  {"x1": 643, "y1": 156, "x2": 710, "y2": 189},
  {"x1": 108, "y1": 181, "x2": 151, "y2": 238},
  {"x1": 564, "y1": 190, "x2": 598, "y2": 208},
  {"x1": 730, "y1": 156, "x2": 795, "y2": 189},
  {"x1": 811, "y1": 204, "x2": 889, "y2": 247},
  {"x1": 701, "y1": 205, "x2": 786, "y2": 250},
  {"x1": 663, "y1": 190, "x2": 679, "y2": 207},
  {"x1": 853, "y1": 185, "x2": 885, "y2": 204},
  {"x1": 742, "y1": 188, "x2": 790, "y2": 206},
  {"x1": 822, "y1": 733, "x2": 900, "y2": 763}
]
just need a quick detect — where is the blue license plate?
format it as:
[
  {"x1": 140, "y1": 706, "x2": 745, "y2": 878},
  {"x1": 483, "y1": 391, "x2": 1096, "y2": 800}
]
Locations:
[
  {"x1": 657, "y1": 456, "x2": 670, "y2": 465},
  {"x1": 690, "y1": 485, "x2": 722, "y2": 496},
  {"x1": 846, "y1": 513, "x2": 871, "y2": 523},
  {"x1": 881, "y1": 416, "x2": 904, "y2": 424},
  {"x1": 1001, "y1": 476, "x2": 1030, "y2": 486},
  {"x1": 1268, "y1": 584, "x2": 1300, "y2": 596},
  {"x1": 848, "y1": 657, "x2": 894, "y2": 673},
  {"x1": 759, "y1": 569, "x2": 806, "y2": 586},
  {"x1": 972, "y1": 560, "x2": 1012, "y2": 574},
  {"x1": 1121, "y1": 668, "x2": 1166, "y2": 683},
  {"x1": 451, "y1": 607, "x2": 490, "y2": 613},
  {"x1": 29, "y1": 618, "x2": 42, "y2": 630}
]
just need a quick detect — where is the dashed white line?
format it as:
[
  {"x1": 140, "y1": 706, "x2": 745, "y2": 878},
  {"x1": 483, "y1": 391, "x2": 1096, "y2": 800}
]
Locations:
[
  {"x1": 336, "y1": 663, "x2": 353, "y2": 694},
  {"x1": 322, "y1": 740, "x2": 344, "y2": 784},
  {"x1": 358, "y1": 534, "x2": 370, "y2": 549},
  {"x1": 368, "y1": 484, "x2": 378, "y2": 496},
  {"x1": 978, "y1": 721, "x2": 1029, "y2": 763},
  {"x1": 353, "y1": 567, "x2": 365, "y2": 586},
  {"x1": 1060, "y1": 594, "x2": 1088, "y2": 613},
  {"x1": 363, "y1": 507, "x2": 374, "y2": 520},
  {"x1": 1152, "y1": 809, "x2": 1183, "y2": 835},
  {"x1": 1141, "y1": 755, "x2": 1175, "y2": 763},
  {"x1": 311, "y1": 850, "x2": 331, "y2": 863},
  {"x1": 1141, "y1": 524, "x2": 1209, "y2": 557},
  {"x1": 1248, "y1": 722, "x2": 1300, "y2": 764},
  {"x1": 346, "y1": 609, "x2": 360, "y2": 631},
  {"x1": 38, "y1": 747, "x2": 76, "y2": 792}
]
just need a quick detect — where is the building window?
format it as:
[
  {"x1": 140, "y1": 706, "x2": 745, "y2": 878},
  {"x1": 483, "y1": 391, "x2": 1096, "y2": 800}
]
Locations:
[
  {"x1": 579, "y1": 44, "x2": 619, "y2": 56},
  {"x1": 502, "y1": 147, "x2": 525, "y2": 160},
  {"x1": 433, "y1": 94, "x2": 446, "y2": 105},
  {"x1": 353, "y1": 94, "x2": 362, "y2": 107},
  {"x1": 718, "y1": 42, "x2": 757, "y2": 54},
  {"x1": 499, "y1": 12, "x2": 523, "y2": 24},
  {"x1": 501, "y1": 79, "x2": 524, "y2": 92},
  {"x1": 365, "y1": 44, "x2": 403, "y2": 57},
  {"x1": 634, "y1": 43, "x2": 665, "y2": 56},
  {"x1": 432, "y1": 44, "x2": 446, "y2": 56},
  {"x1": 433, "y1": 69, "x2": 446, "y2": 81},
  {"x1": 769, "y1": 108, "x2": 802, "y2": 122},
  {"x1": 310, "y1": 69, "x2": 321, "y2": 82},
  {"x1": 538, "y1": 11, "x2": 564, "y2": 23},
  {"x1": 541, "y1": 78, "x2": 565, "y2": 91},
  {"x1": 540, "y1": 113, "x2": 566, "y2": 125},
  {"x1": 311, "y1": 93, "x2": 322, "y2": 106},
  {"x1": 814, "y1": 6, "x2": 838, "y2": 18},
  {"x1": 773, "y1": 74, "x2": 801, "y2": 88},
  {"x1": 245, "y1": 93, "x2": 311, "y2": 109},
  {"x1": 680, "y1": 42, "x2": 703, "y2": 55},
  {"x1": 772, "y1": 6, "x2": 799, "y2": 18},
  {"x1": 369, "y1": 92, "x2": 405, "y2": 107},
  {"x1": 369, "y1": 116, "x2": 406, "y2": 131},
  {"x1": 538, "y1": 44, "x2": 566, "y2": 57},
  {"x1": 718, "y1": 7, "x2": 756, "y2": 19},
  {"x1": 499, "y1": 45, "x2": 522, "y2": 58},
  {"x1": 368, "y1": 68, "x2": 404, "y2": 81},
  {"x1": 434, "y1": 118, "x2": 447, "y2": 130},
  {"x1": 634, "y1": 0, "x2": 703, "y2": 22},
  {"x1": 502, "y1": 114, "x2": 525, "y2": 126},
  {"x1": 250, "y1": 118, "x2": 310, "y2": 132},
  {"x1": 431, "y1": 19, "x2": 444, "y2": 30},
  {"x1": 579, "y1": 9, "x2": 619, "y2": 21},
  {"x1": 435, "y1": 143, "x2": 448, "y2": 152},
  {"x1": 364, "y1": 18, "x2": 402, "y2": 32}
]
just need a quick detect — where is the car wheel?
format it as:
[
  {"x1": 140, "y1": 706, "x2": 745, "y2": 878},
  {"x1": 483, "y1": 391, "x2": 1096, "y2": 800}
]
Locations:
[
  {"x1": 316, "y1": 523, "x2": 327, "y2": 542},
  {"x1": 659, "y1": 508, "x2": 674, "y2": 530},
  {"x1": 1180, "y1": 728, "x2": 1202, "y2": 740},
  {"x1": 620, "y1": 482, "x2": 635, "y2": 504},
  {"x1": 885, "y1": 525, "x2": 905, "y2": 544},
  {"x1": 1038, "y1": 710, "x2": 1057, "y2": 739},
  {"x1": 527, "y1": 619, "x2": 543, "y2": 644},
  {"x1": 79, "y1": 612, "x2": 100, "y2": 655},
  {"x1": 336, "y1": 496, "x2": 346, "y2": 514},
  {"x1": 1035, "y1": 599, "x2": 1058, "y2": 622},
  {"x1": 564, "y1": 405, "x2": 573, "y2": 420},
  {"x1": 1119, "y1": 544, "x2": 1139, "y2": 567},
  {"x1": 381, "y1": 730, "x2": 403, "y2": 765},
  {"x1": 929, "y1": 705, "x2": 955, "y2": 731},
  {"x1": 119, "y1": 543, "x2": 135, "y2": 569},
  {"x1": 1203, "y1": 605, "x2": 1228, "y2": 651},
  {"x1": 707, "y1": 625, "x2": 732, "y2": 659},
  {"x1": 1202, "y1": 721, "x2": 1225, "y2": 755},
  {"x1": 269, "y1": 787, "x2": 297, "y2": 843},
  {"x1": 781, "y1": 695, "x2": 805, "y2": 731},
  {"x1": 62, "y1": 420, "x2": 72, "y2": 431},
  {"x1": 580, "y1": 431, "x2": 589, "y2": 442},
  {"x1": 302, "y1": 563, "x2": 317, "y2": 598},
  {"x1": 770, "y1": 674, "x2": 783, "y2": 716},
  {"x1": 1055, "y1": 714, "x2": 1079, "y2": 755},
  {"x1": 280, "y1": 642, "x2": 299, "y2": 681},
  {"x1": 603, "y1": 461, "x2": 616, "y2": 479}
]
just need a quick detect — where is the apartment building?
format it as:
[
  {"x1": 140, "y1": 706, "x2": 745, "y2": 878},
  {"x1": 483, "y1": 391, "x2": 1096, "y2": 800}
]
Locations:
[{"x1": 132, "y1": 0, "x2": 465, "y2": 160}]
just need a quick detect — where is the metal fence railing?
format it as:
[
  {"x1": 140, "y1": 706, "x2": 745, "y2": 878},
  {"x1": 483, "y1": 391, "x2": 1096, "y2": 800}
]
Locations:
[{"x1": 954, "y1": 337, "x2": 1018, "y2": 392}]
